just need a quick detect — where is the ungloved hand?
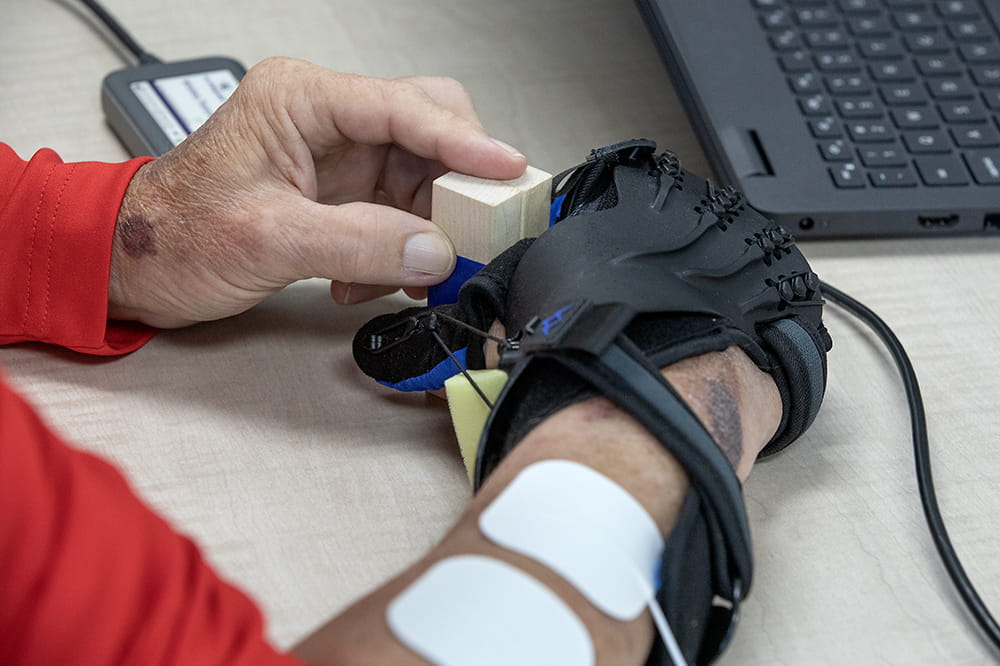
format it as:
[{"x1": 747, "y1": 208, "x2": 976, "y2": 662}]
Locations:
[{"x1": 108, "y1": 57, "x2": 527, "y2": 329}]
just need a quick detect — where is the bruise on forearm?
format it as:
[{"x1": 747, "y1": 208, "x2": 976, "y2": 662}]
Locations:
[
  {"x1": 699, "y1": 377, "x2": 743, "y2": 469},
  {"x1": 663, "y1": 350, "x2": 750, "y2": 473}
]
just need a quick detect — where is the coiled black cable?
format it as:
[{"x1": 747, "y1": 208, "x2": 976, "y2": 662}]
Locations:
[{"x1": 821, "y1": 280, "x2": 1000, "y2": 653}]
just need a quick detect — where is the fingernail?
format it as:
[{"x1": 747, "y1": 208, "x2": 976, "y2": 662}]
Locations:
[
  {"x1": 403, "y1": 233, "x2": 454, "y2": 275},
  {"x1": 491, "y1": 137, "x2": 525, "y2": 159}
]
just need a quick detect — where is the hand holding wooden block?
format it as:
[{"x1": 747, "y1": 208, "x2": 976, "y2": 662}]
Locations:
[{"x1": 431, "y1": 166, "x2": 553, "y2": 265}]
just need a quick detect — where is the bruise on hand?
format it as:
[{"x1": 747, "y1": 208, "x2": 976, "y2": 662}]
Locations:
[{"x1": 118, "y1": 214, "x2": 158, "y2": 258}]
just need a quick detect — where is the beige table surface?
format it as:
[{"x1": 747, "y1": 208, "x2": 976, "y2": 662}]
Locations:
[{"x1": 3, "y1": 1, "x2": 999, "y2": 664}]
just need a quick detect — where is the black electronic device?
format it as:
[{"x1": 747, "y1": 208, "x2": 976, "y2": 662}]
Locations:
[
  {"x1": 72, "y1": 0, "x2": 245, "y2": 157},
  {"x1": 635, "y1": 0, "x2": 1000, "y2": 239},
  {"x1": 102, "y1": 56, "x2": 245, "y2": 157}
]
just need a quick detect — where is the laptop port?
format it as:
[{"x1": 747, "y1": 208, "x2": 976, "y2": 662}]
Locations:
[
  {"x1": 798, "y1": 217, "x2": 815, "y2": 231},
  {"x1": 985, "y1": 214, "x2": 1000, "y2": 230},
  {"x1": 918, "y1": 214, "x2": 959, "y2": 228}
]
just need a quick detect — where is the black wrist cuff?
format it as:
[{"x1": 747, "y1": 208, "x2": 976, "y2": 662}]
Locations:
[{"x1": 475, "y1": 306, "x2": 752, "y2": 664}]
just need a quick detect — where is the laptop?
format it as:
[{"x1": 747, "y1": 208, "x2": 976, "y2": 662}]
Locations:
[{"x1": 634, "y1": 0, "x2": 1000, "y2": 238}]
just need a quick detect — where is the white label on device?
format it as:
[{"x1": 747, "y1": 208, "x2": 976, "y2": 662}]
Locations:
[{"x1": 130, "y1": 69, "x2": 239, "y2": 146}]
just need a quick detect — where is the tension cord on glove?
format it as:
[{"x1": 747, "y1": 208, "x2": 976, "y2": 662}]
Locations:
[{"x1": 364, "y1": 309, "x2": 517, "y2": 409}]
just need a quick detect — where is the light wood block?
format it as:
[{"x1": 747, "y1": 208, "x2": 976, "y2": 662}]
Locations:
[{"x1": 431, "y1": 166, "x2": 553, "y2": 264}]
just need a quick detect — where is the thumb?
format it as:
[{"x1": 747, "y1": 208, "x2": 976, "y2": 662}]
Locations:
[{"x1": 281, "y1": 199, "x2": 456, "y2": 287}]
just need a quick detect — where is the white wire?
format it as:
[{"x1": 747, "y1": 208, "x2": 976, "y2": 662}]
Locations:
[{"x1": 637, "y1": 572, "x2": 689, "y2": 666}]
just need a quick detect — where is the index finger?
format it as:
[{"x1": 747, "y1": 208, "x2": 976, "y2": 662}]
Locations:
[{"x1": 301, "y1": 66, "x2": 528, "y2": 180}]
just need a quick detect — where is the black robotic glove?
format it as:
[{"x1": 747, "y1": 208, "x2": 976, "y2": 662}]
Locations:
[{"x1": 353, "y1": 139, "x2": 832, "y2": 665}]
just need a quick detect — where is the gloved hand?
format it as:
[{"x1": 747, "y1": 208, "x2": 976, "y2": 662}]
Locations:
[
  {"x1": 353, "y1": 138, "x2": 832, "y2": 665},
  {"x1": 354, "y1": 138, "x2": 830, "y2": 458}
]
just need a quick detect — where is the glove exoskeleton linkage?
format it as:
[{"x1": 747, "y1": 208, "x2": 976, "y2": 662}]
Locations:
[{"x1": 354, "y1": 139, "x2": 831, "y2": 665}]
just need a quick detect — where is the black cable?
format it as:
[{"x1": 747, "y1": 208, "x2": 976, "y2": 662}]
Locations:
[
  {"x1": 76, "y1": 0, "x2": 161, "y2": 64},
  {"x1": 820, "y1": 280, "x2": 1000, "y2": 653}
]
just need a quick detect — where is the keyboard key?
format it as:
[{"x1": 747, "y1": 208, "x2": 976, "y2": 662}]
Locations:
[
  {"x1": 927, "y1": 76, "x2": 975, "y2": 98},
  {"x1": 959, "y1": 42, "x2": 1000, "y2": 63},
  {"x1": 800, "y1": 93, "x2": 834, "y2": 114},
  {"x1": 881, "y1": 82, "x2": 930, "y2": 104},
  {"x1": 963, "y1": 150, "x2": 1000, "y2": 183},
  {"x1": 838, "y1": 0, "x2": 881, "y2": 12},
  {"x1": 859, "y1": 36, "x2": 906, "y2": 58},
  {"x1": 947, "y1": 20, "x2": 993, "y2": 41},
  {"x1": 904, "y1": 30, "x2": 951, "y2": 53},
  {"x1": 837, "y1": 96, "x2": 885, "y2": 116},
  {"x1": 885, "y1": 0, "x2": 931, "y2": 7},
  {"x1": 781, "y1": 50, "x2": 814, "y2": 71},
  {"x1": 951, "y1": 124, "x2": 1000, "y2": 147},
  {"x1": 771, "y1": 30, "x2": 804, "y2": 50},
  {"x1": 982, "y1": 89, "x2": 1000, "y2": 110},
  {"x1": 891, "y1": 106, "x2": 940, "y2": 127},
  {"x1": 915, "y1": 155, "x2": 971, "y2": 184},
  {"x1": 819, "y1": 138, "x2": 853, "y2": 160},
  {"x1": 893, "y1": 10, "x2": 935, "y2": 30},
  {"x1": 915, "y1": 54, "x2": 964, "y2": 76},
  {"x1": 939, "y1": 99, "x2": 988, "y2": 122},
  {"x1": 790, "y1": 71, "x2": 823, "y2": 93},
  {"x1": 902, "y1": 129, "x2": 951, "y2": 151},
  {"x1": 870, "y1": 166, "x2": 918, "y2": 186},
  {"x1": 810, "y1": 116, "x2": 844, "y2": 137},
  {"x1": 935, "y1": 0, "x2": 981, "y2": 19},
  {"x1": 761, "y1": 9, "x2": 792, "y2": 29},
  {"x1": 859, "y1": 143, "x2": 909, "y2": 165},
  {"x1": 830, "y1": 161, "x2": 867, "y2": 187},
  {"x1": 826, "y1": 74, "x2": 872, "y2": 93},
  {"x1": 753, "y1": 0, "x2": 783, "y2": 7},
  {"x1": 816, "y1": 51, "x2": 862, "y2": 70},
  {"x1": 795, "y1": 7, "x2": 840, "y2": 26},
  {"x1": 970, "y1": 65, "x2": 1000, "y2": 86},
  {"x1": 870, "y1": 60, "x2": 917, "y2": 80},
  {"x1": 805, "y1": 29, "x2": 851, "y2": 48},
  {"x1": 849, "y1": 16, "x2": 893, "y2": 35},
  {"x1": 848, "y1": 121, "x2": 895, "y2": 141}
]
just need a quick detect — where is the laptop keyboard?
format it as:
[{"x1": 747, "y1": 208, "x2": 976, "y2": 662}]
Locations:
[{"x1": 753, "y1": 0, "x2": 1000, "y2": 188}]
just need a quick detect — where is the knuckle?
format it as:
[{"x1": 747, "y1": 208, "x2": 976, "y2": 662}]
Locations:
[
  {"x1": 249, "y1": 56, "x2": 296, "y2": 77},
  {"x1": 241, "y1": 57, "x2": 305, "y2": 94},
  {"x1": 431, "y1": 75, "x2": 467, "y2": 96},
  {"x1": 331, "y1": 203, "x2": 384, "y2": 280},
  {"x1": 387, "y1": 77, "x2": 428, "y2": 104}
]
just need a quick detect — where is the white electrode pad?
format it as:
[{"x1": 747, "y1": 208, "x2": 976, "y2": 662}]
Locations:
[
  {"x1": 387, "y1": 554, "x2": 594, "y2": 666},
  {"x1": 479, "y1": 459, "x2": 665, "y2": 621}
]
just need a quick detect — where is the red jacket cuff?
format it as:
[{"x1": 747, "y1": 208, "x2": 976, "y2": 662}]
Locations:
[{"x1": 0, "y1": 145, "x2": 157, "y2": 355}]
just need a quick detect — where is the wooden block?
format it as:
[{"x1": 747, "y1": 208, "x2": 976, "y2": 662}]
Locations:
[{"x1": 431, "y1": 166, "x2": 553, "y2": 264}]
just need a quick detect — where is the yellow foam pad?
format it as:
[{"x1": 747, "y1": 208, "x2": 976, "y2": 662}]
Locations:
[{"x1": 444, "y1": 369, "x2": 510, "y2": 484}]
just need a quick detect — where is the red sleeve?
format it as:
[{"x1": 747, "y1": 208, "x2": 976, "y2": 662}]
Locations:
[
  {"x1": 0, "y1": 144, "x2": 156, "y2": 355},
  {"x1": 0, "y1": 374, "x2": 306, "y2": 665}
]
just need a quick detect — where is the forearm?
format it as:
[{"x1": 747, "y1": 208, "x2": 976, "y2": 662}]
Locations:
[
  {"x1": 293, "y1": 347, "x2": 780, "y2": 665},
  {"x1": 0, "y1": 375, "x2": 299, "y2": 665}
]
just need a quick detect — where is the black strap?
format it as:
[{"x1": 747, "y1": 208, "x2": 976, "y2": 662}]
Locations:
[
  {"x1": 545, "y1": 338, "x2": 752, "y2": 602},
  {"x1": 475, "y1": 333, "x2": 752, "y2": 664}
]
